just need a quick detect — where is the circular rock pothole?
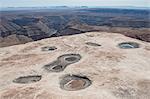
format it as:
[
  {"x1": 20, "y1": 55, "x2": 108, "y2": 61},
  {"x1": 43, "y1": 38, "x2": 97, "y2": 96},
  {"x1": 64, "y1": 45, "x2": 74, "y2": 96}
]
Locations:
[
  {"x1": 13, "y1": 75, "x2": 42, "y2": 84},
  {"x1": 118, "y1": 42, "x2": 140, "y2": 49},
  {"x1": 41, "y1": 46, "x2": 57, "y2": 51},
  {"x1": 58, "y1": 54, "x2": 81, "y2": 64},
  {"x1": 60, "y1": 75, "x2": 91, "y2": 91},
  {"x1": 86, "y1": 42, "x2": 101, "y2": 47},
  {"x1": 43, "y1": 61, "x2": 66, "y2": 72}
]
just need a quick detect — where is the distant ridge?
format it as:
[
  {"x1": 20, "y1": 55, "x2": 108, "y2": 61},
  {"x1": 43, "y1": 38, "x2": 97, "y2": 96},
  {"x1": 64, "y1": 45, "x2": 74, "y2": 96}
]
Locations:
[
  {"x1": 89, "y1": 6, "x2": 150, "y2": 10},
  {"x1": 0, "y1": 6, "x2": 149, "y2": 11},
  {"x1": 0, "y1": 6, "x2": 88, "y2": 11}
]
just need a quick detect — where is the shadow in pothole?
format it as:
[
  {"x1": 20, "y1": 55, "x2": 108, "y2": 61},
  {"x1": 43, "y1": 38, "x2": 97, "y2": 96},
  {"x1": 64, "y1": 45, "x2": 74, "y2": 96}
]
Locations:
[
  {"x1": 13, "y1": 75, "x2": 42, "y2": 84},
  {"x1": 41, "y1": 46, "x2": 57, "y2": 51},
  {"x1": 43, "y1": 60, "x2": 66, "y2": 72},
  {"x1": 86, "y1": 42, "x2": 101, "y2": 47}
]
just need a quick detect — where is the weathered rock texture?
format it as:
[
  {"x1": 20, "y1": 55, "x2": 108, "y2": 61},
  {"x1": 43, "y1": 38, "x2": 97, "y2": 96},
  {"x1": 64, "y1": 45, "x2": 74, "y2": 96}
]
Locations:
[{"x1": 0, "y1": 32, "x2": 150, "y2": 99}]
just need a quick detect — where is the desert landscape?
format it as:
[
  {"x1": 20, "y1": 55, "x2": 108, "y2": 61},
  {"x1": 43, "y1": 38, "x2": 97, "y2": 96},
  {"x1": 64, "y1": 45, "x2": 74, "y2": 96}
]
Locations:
[
  {"x1": 0, "y1": 5, "x2": 150, "y2": 99},
  {"x1": 0, "y1": 8, "x2": 150, "y2": 47}
]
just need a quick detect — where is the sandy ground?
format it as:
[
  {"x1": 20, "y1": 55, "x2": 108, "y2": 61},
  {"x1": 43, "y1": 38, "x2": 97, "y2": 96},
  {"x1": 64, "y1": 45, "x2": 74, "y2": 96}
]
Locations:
[{"x1": 0, "y1": 32, "x2": 150, "y2": 99}]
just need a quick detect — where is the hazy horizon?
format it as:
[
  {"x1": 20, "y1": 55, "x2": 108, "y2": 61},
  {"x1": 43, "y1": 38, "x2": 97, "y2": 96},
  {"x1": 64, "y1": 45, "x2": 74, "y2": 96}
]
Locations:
[{"x1": 0, "y1": 0, "x2": 149, "y2": 8}]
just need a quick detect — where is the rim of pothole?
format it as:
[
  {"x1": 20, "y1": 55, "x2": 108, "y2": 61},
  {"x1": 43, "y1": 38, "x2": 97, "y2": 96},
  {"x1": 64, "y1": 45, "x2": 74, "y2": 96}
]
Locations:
[
  {"x1": 58, "y1": 54, "x2": 81, "y2": 64},
  {"x1": 43, "y1": 60, "x2": 66, "y2": 72}
]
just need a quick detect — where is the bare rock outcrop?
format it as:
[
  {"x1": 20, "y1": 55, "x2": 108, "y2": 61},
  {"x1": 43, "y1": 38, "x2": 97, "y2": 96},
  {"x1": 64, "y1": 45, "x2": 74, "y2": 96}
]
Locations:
[{"x1": 0, "y1": 32, "x2": 150, "y2": 99}]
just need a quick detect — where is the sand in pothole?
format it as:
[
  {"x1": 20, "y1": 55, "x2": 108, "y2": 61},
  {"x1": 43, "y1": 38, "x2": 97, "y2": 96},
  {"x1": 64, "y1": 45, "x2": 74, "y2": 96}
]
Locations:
[{"x1": 60, "y1": 75, "x2": 91, "y2": 91}]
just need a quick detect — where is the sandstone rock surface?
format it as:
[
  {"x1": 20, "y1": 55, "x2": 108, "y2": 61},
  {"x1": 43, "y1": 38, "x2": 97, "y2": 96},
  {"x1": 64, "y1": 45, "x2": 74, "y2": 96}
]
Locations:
[{"x1": 0, "y1": 32, "x2": 150, "y2": 99}]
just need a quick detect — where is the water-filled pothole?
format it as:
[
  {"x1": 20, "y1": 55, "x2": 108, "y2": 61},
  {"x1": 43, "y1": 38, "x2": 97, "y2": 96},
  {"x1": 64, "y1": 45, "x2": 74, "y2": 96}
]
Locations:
[
  {"x1": 118, "y1": 42, "x2": 140, "y2": 49},
  {"x1": 43, "y1": 61, "x2": 65, "y2": 72},
  {"x1": 60, "y1": 75, "x2": 91, "y2": 91},
  {"x1": 86, "y1": 42, "x2": 101, "y2": 47},
  {"x1": 13, "y1": 75, "x2": 42, "y2": 84},
  {"x1": 41, "y1": 46, "x2": 57, "y2": 51},
  {"x1": 58, "y1": 54, "x2": 81, "y2": 64}
]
